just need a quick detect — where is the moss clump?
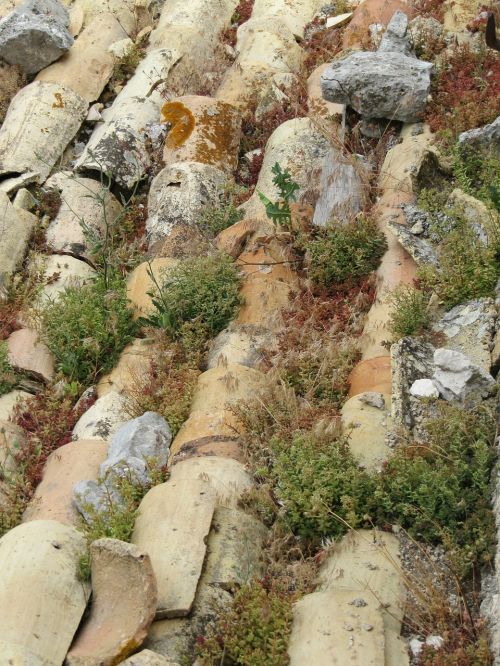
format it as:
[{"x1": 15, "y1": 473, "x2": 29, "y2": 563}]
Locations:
[
  {"x1": 388, "y1": 285, "x2": 430, "y2": 340},
  {"x1": 254, "y1": 432, "x2": 375, "y2": 543},
  {"x1": 142, "y1": 254, "x2": 242, "y2": 340},
  {"x1": 303, "y1": 216, "x2": 387, "y2": 289},
  {"x1": 39, "y1": 274, "x2": 137, "y2": 384},
  {"x1": 0, "y1": 341, "x2": 17, "y2": 396},
  {"x1": 196, "y1": 578, "x2": 295, "y2": 666},
  {"x1": 417, "y1": 212, "x2": 499, "y2": 309},
  {"x1": 111, "y1": 43, "x2": 145, "y2": 84},
  {"x1": 451, "y1": 146, "x2": 500, "y2": 211},
  {"x1": 372, "y1": 404, "x2": 497, "y2": 575}
]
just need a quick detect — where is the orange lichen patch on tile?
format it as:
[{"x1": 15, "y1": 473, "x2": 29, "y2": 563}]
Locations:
[
  {"x1": 162, "y1": 96, "x2": 241, "y2": 173},
  {"x1": 161, "y1": 101, "x2": 195, "y2": 148},
  {"x1": 193, "y1": 102, "x2": 240, "y2": 172},
  {"x1": 348, "y1": 356, "x2": 392, "y2": 397}
]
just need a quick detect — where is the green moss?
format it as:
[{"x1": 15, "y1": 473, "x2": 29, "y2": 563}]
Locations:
[
  {"x1": 372, "y1": 404, "x2": 497, "y2": 575},
  {"x1": 452, "y1": 145, "x2": 500, "y2": 212},
  {"x1": 196, "y1": 579, "x2": 294, "y2": 666},
  {"x1": 418, "y1": 212, "x2": 499, "y2": 309},
  {"x1": 141, "y1": 254, "x2": 242, "y2": 339},
  {"x1": 304, "y1": 216, "x2": 387, "y2": 289},
  {"x1": 0, "y1": 340, "x2": 17, "y2": 396},
  {"x1": 265, "y1": 433, "x2": 375, "y2": 542},
  {"x1": 388, "y1": 285, "x2": 430, "y2": 340},
  {"x1": 39, "y1": 273, "x2": 137, "y2": 384}
]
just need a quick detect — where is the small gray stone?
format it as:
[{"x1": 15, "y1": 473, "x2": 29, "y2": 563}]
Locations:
[
  {"x1": 409, "y1": 378, "x2": 439, "y2": 399},
  {"x1": 378, "y1": 10, "x2": 414, "y2": 57},
  {"x1": 410, "y1": 220, "x2": 425, "y2": 235},
  {"x1": 321, "y1": 51, "x2": 432, "y2": 123},
  {"x1": 432, "y1": 348, "x2": 495, "y2": 404},
  {"x1": 0, "y1": 0, "x2": 73, "y2": 75},
  {"x1": 401, "y1": 203, "x2": 430, "y2": 232},
  {"x1": 349, "y1": 598, "x2": 368, "y2": 607},
  {"x1": 100, "y1": 412, "x2": 172, "y2": 486}
]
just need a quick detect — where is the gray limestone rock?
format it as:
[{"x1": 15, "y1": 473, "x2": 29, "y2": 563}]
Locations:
[
  {"x1": 388, "y1": 221, "x2": 439, "y2": 267},
  {"x1": 22, "y1": 0, "x2": 69, "y2": 25},
  {"x1": 459, "y1": 116, "x2": 500, "y2": 155},
  {"x1": 391, "y1": 337, "x2": 436, "y2": 430},
  {"x1": 0, "y1": 0, "x2": 73, "y2": 75},
  {"x1": 401, "y1": 203, "x2": 431, "y2": 233},
  {"x1": 432, "y1": 348, "x2": 495, "y2": 405},
  {"x1": 73, "y1": 412, "x2": 172, "y2": 522},
  {"x1": 358, "y1": 392, "x2": 386, "y2": 410},
  {"x1": 378, "y1": 10, "x2": 414, "y2": 57},
  {"x1": 409, "y1": 378, "x2": 439, "y2": 399},
  {"x1": 321, "y1": 51, "x2": 432, "y2": 123},
  {"x1": 432, "y1": 298, "x2": 497, "y2": 371},
  {"x1": 100, "y1": 411, "x2": 172, "y2": 485},
  {"x1": 73, "y1": 478, "x2": 124, "y2": 523}
]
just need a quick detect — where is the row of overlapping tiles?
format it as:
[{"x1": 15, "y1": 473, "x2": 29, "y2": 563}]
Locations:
[{"x1": 0, "y1": 0, "x2": 479, "y2": 663}]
